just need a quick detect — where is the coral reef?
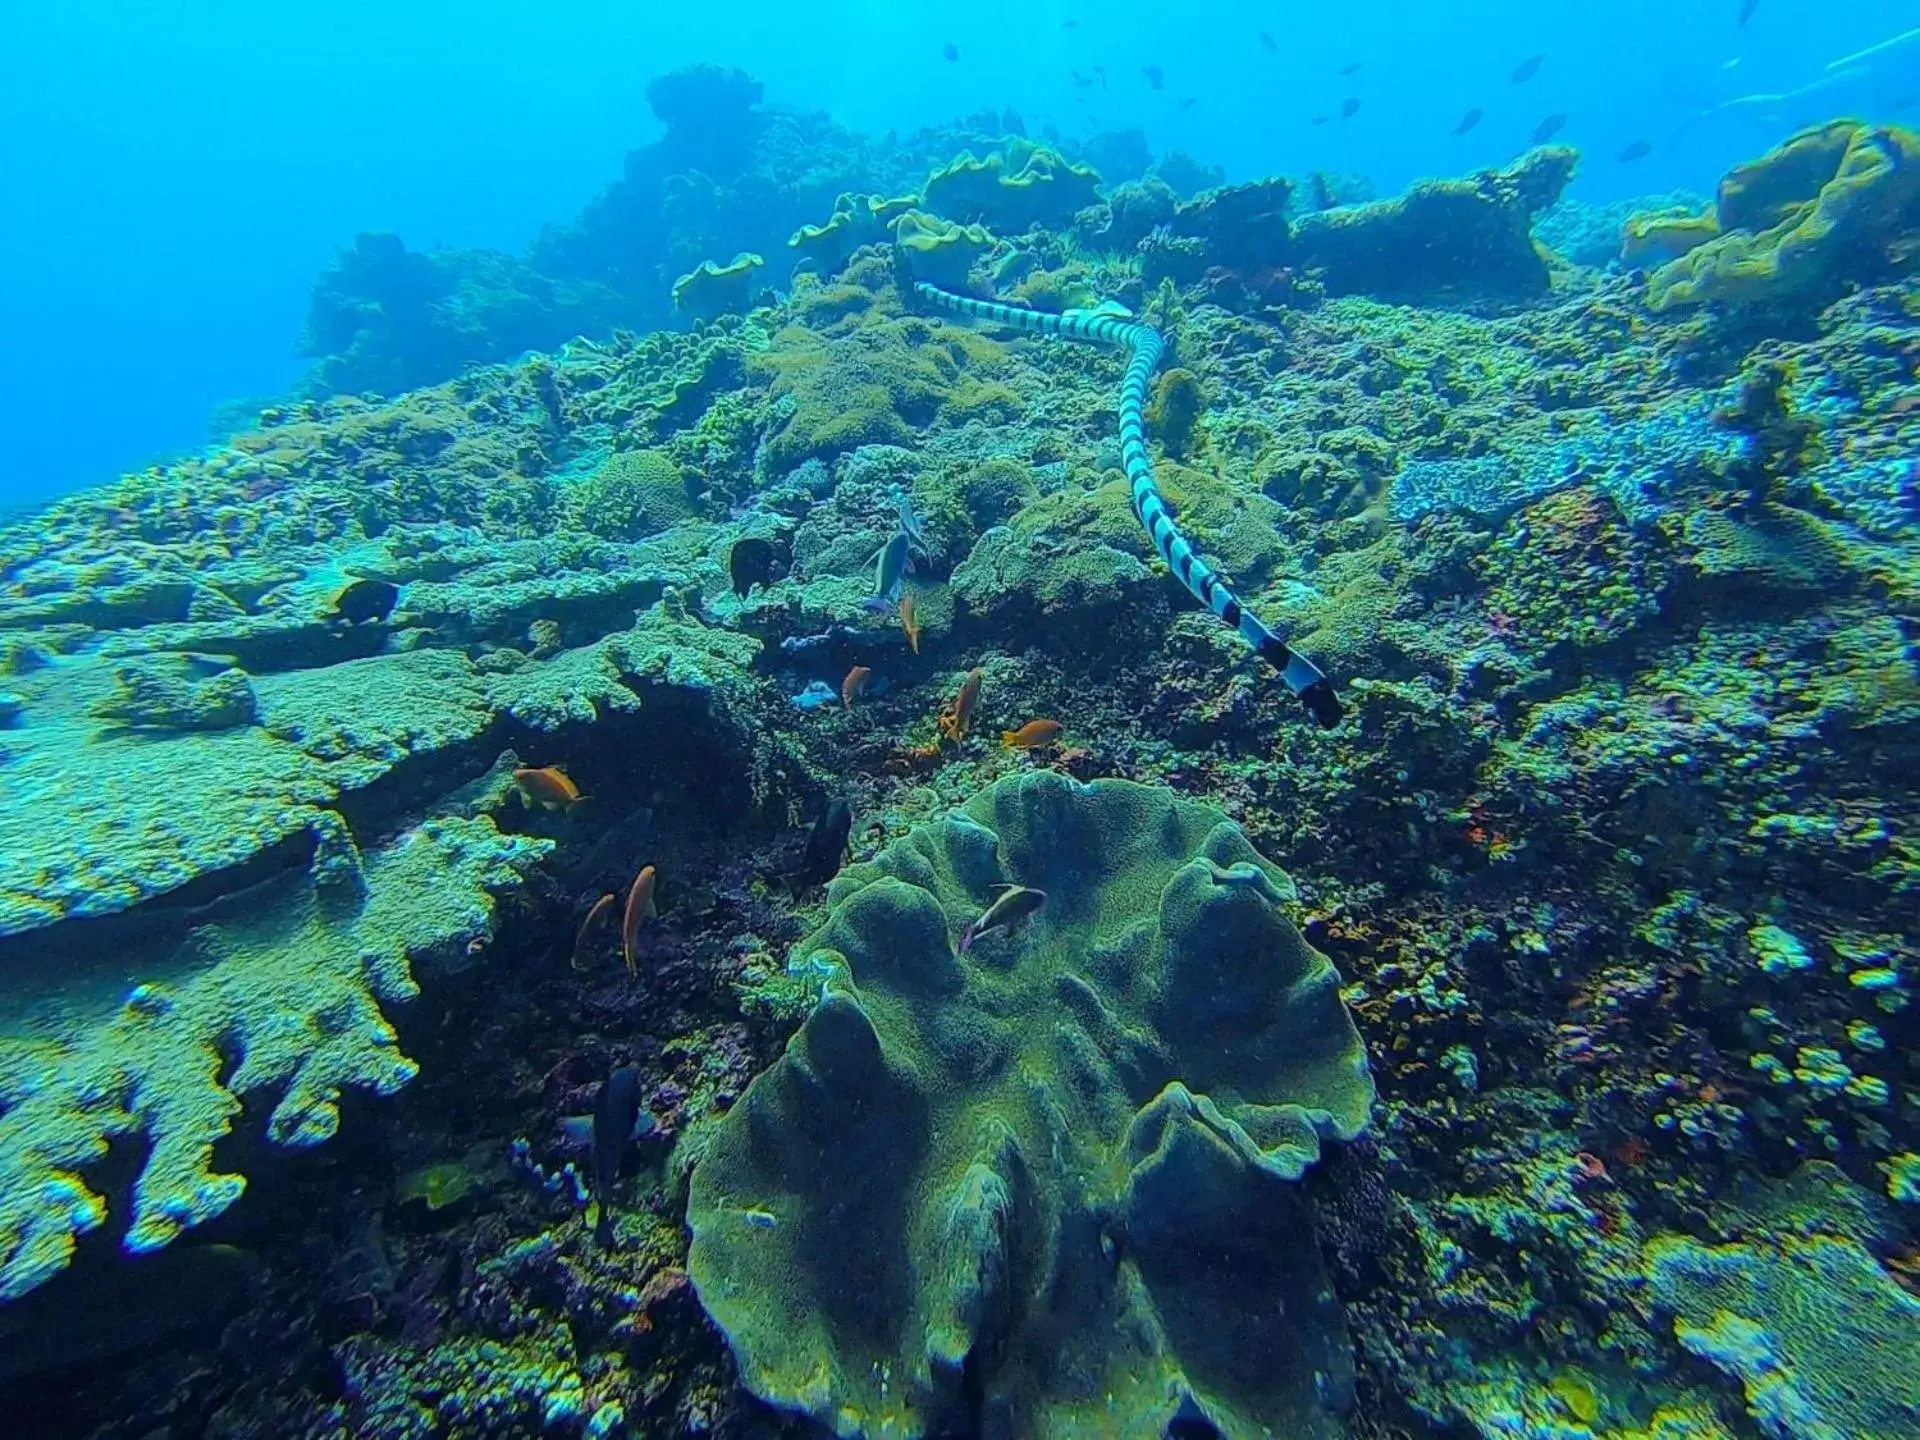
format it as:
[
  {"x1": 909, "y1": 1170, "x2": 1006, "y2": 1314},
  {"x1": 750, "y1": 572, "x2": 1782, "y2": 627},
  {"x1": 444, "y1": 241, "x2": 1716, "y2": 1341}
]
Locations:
[
  {"x1": 1294, "y1": 147, "x2": 1578, "y2": 298},
  {"x1": 1647, "y1": 120, "x2": 1920, "y2": 312},
  {"x1": 687, "y1": 771, "x2": 1372, "y2": 1438},
  {"x1": 920, "y1": 143, "x2": 1103, "y2": 233},
  {"x1": 4, "y1": 113, "x2": 1917, "y2": 1440},
  {"x1": 670, "y1": 253, "x2": 765, "y2": 322}
]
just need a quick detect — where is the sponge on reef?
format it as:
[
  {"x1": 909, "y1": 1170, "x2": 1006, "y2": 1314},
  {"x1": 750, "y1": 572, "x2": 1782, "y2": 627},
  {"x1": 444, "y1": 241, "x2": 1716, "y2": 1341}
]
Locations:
[
  {"x1": 686, "y1": 770, "x2": 1374, "y2": 1439},
  {"x1": 1646, "y1": 120, "x2": 1920, "y2": 311},
  {"x1": 0, "y1": 809, "x2": 547, "y2": 1300}
]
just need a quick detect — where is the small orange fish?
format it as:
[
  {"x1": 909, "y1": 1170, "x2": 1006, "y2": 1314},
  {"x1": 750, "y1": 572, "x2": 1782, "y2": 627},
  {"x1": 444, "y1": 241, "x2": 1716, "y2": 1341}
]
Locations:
[
  {"x1": 621, "y1": 866, "x2": 657, "y2": 977},
  {"x1": 938, "y1": 668, "x2": 983, "y2": 742},
  {"x1": 1002, "y1": 719, "x2": 1063, "y2": 750},
  {"x1": 571, "y1": 892, "x2": 616, "y2": 972},
  {"x1": 842, "y1": 665, "x2": 872, "y2": 710},
  {"x1": 514, "y1": 765, "x2": 586, "y2": 812},
  {"x1": 898, "y1": 593, "x2": 921, "y2": 653}
]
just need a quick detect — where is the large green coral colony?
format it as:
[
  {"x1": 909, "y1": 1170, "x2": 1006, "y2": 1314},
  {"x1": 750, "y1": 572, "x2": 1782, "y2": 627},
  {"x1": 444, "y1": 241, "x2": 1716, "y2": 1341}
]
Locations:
[
  {"x1": 1647, "y1": 120, "x2": 1920, "y2": 311},
  {"x1": 687, "y1": 771, "x2": 1373, "y2": 1439}
]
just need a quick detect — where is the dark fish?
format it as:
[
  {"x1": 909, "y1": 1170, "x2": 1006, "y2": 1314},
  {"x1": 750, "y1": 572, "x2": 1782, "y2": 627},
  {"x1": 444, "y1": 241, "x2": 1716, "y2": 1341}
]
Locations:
[
  {"x1": 1511, "y1": 54, "x2": 1544, "y2": 83},
  {"x1": 1617, "y1": 139, "x2": 1654, "y2": 162},
  {"x1": 942, "y1": 42, "x2": 959, "y2": 62},
  {"x1": 1063, "y1": 16, "x2": 1079, "y2": 26},
  {"x1": 728, "y1": 537, "x2": 775, "y2": 596},
  {"x1": 1312, "y1": 115, "x2": 1330, "y2": 125},
  {"x1": 1531, "y1": 112, "x2": 1568, "y2": 143},
  {"x1": 1338, "y1": 62, "x2": 1362, "y2": 77},
  {"x1": 1454, "y1": 107, "x2": 1483, "y2": 134},
  {"x1": 1340, "y1": 97, "x2": 1361, "y2": 119},
  {"x1": 1093, "y1": 64, "x2": 1107, "y2": 89},
  {"x1": 1178, "y1": 96, "x2": 1198, "y2": 112},
  {"x1": 1142, "y1": 64, "x2": 1165, "y2": 90},
  {"x1": 960, "y1": 885, "x2": 1047, "y2": 953},
  {"x1": 591, "y1": 1065, "x2": 643, "y2": 1247},
  {"x1": 1259, "y1": 31, "x2": 1276, "y2": 51},
  {"x1": 330, "y1": 578, "x2": 398, "y2": 626},
  {"x1": 1737, "y1": 0, "x2": 1758, "y2": 24},
  {"x1": 794, "y1": 797, "x2": 852, "y2": 888}
]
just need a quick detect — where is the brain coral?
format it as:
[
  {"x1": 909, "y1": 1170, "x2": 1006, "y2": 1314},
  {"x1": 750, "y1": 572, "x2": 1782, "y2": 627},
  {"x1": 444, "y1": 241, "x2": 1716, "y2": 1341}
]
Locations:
[{"x1": 687, "y1": 771, "x2": 1374, "y2": 1440}]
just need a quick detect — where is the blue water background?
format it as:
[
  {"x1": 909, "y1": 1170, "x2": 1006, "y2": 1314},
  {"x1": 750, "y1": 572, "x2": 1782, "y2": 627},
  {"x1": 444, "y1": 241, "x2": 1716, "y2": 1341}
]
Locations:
[{"x1": 2, "y1": 0, "x2": 1912, "y2": 507}]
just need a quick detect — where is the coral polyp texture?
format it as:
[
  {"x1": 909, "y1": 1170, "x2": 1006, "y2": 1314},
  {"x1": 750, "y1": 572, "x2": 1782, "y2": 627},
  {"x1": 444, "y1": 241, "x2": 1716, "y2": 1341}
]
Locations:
[{"x1": 687, "y1": 771, "x2": 1373, "y2": 1439}]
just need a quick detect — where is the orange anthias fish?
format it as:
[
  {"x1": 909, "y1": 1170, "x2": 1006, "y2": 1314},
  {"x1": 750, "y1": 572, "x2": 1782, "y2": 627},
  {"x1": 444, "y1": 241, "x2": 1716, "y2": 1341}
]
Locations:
[
  {"x1": 842, "y1": 665, "x2": 872, "y2": 710},
  {"x1": 571, "y1": 892, "x2": 616, "y2": 972},
  {"x1": 1002, "y1": 719, "x2": 1064, "y2": 751},
  {"x1": 898, "y1": 593, "x2": 921, "y2": 653},
  {"x1": 937, "y1": 668, "x2": 983, "y2": 742},
  {"x1": 514, "y1": 765, "x2": 586, "y2": 812},
  {"x1": 621, "y1": 866, "x2": 657, "y2": 977}
]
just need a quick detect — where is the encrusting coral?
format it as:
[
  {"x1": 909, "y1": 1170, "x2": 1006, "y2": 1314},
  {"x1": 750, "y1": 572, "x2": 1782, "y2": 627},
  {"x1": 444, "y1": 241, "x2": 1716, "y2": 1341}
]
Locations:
[
  {"x1": 0, "y1": 802, "x2": 547, "y2": 1301},
  {"x1": 686, "y1": 770, "x2": 1373, "y2": 1440}
]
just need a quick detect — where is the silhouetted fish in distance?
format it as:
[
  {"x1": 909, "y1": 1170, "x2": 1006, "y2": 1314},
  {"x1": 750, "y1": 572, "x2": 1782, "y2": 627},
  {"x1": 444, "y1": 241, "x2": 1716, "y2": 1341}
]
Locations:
[
  {"x1": 1259, "y1": 31, "x2": 1276, "y2": 51},
  {"x1": 1737, "y1": 0, "x2": 1758, "y2": 24},
  {"x1": 590, "y1": 1065, "x2": 643, "y2": 1247},
  {"x1": 329, "y1": 578, "x2": 399, "y2": 625},
  {"x1": 1511, "y1": 54, "x2": 1545, "y2": 83},
  {"x1": 1617, "y1": 139, "x2": 1653, "y2": 162},
  {"x1": 1338, "y1": 62, "x2": 1362, "y2": 77},
  {"x1": 728, "y1": 536, "x2": 776, "y2": 596},
  {"x1": 1454, "y1": 107, "x2": 1483, "y2": 134},
  {"x1": 1142, "y1": 64, "x2": 1164, "y2": 90},
  {"x1": 1179, "y1": 96, "x2": 1197, "y2": 112},
  {"x1": 1532, "y1": 113, "x2": 1568, "y2": 143},
  {"x1": 1312, "y1": 115, "x2": 1331, "y2": 125},
  {"x1": 942, "y1": 42, "x2": 959, "y2": 62},
  {"x1": 1341, "y1": 97, "x2": 1361, "y2": 119},
  {"x1": 792, "y1": 797, "x2": 852, "y2": 889}
]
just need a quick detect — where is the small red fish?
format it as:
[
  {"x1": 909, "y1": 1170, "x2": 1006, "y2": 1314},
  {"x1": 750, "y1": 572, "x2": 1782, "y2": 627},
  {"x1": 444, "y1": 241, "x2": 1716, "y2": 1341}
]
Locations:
[
  {"x1": 621, "y1": 866, "x2": 657, "y2": 977},
  {"x1": 514, "y1": 765, "x2": 586, "y2": 812},
  {"x1": 899, "y1": 594, "x2": 921, "y2": 654},
  {"x1": 960, "y1": 884, "x2": 1047, "y2": 952},
  {"x1": 1001, "y1": 719, "x2": 1063, "y2": 751},
  {"x1": 572, "y1": 892, "x2": 616, "y2": 972},
  {"x1": 938, "y1": 668, "x2": 983, "y2": 742},
  {"x1": 842, "y1": 665, "x2": 872, "y2": 710}
]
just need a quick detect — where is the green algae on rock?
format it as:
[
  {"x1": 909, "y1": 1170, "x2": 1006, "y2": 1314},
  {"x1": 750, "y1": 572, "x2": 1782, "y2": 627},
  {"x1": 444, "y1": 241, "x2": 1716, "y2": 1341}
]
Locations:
[{"x1": 686, "y1": 771, "x2": 1373, "y2": 1439}]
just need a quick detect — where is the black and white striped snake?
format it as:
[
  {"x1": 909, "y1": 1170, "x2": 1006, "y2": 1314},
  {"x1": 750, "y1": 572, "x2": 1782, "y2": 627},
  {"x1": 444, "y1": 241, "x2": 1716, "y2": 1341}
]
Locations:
[{"x1": 910, "y1": 280, "x2": 1342, "y2": 728}]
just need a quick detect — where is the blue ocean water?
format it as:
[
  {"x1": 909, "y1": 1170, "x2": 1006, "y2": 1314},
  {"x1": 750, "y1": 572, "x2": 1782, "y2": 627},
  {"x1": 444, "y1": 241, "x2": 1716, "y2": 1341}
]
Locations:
[{"x1": 1, "y1": 0, "x2": 1912, "y2": 506}]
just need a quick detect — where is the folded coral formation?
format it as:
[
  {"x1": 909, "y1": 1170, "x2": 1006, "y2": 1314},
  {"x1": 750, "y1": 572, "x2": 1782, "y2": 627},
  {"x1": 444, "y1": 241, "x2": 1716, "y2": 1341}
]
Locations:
[
  {"x1": 688, "y1": 771, "x2": 1373, "y2": 1439},
  {"x1": 1646, "y1": 119, "x2": 1920, "y2": 310}
]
